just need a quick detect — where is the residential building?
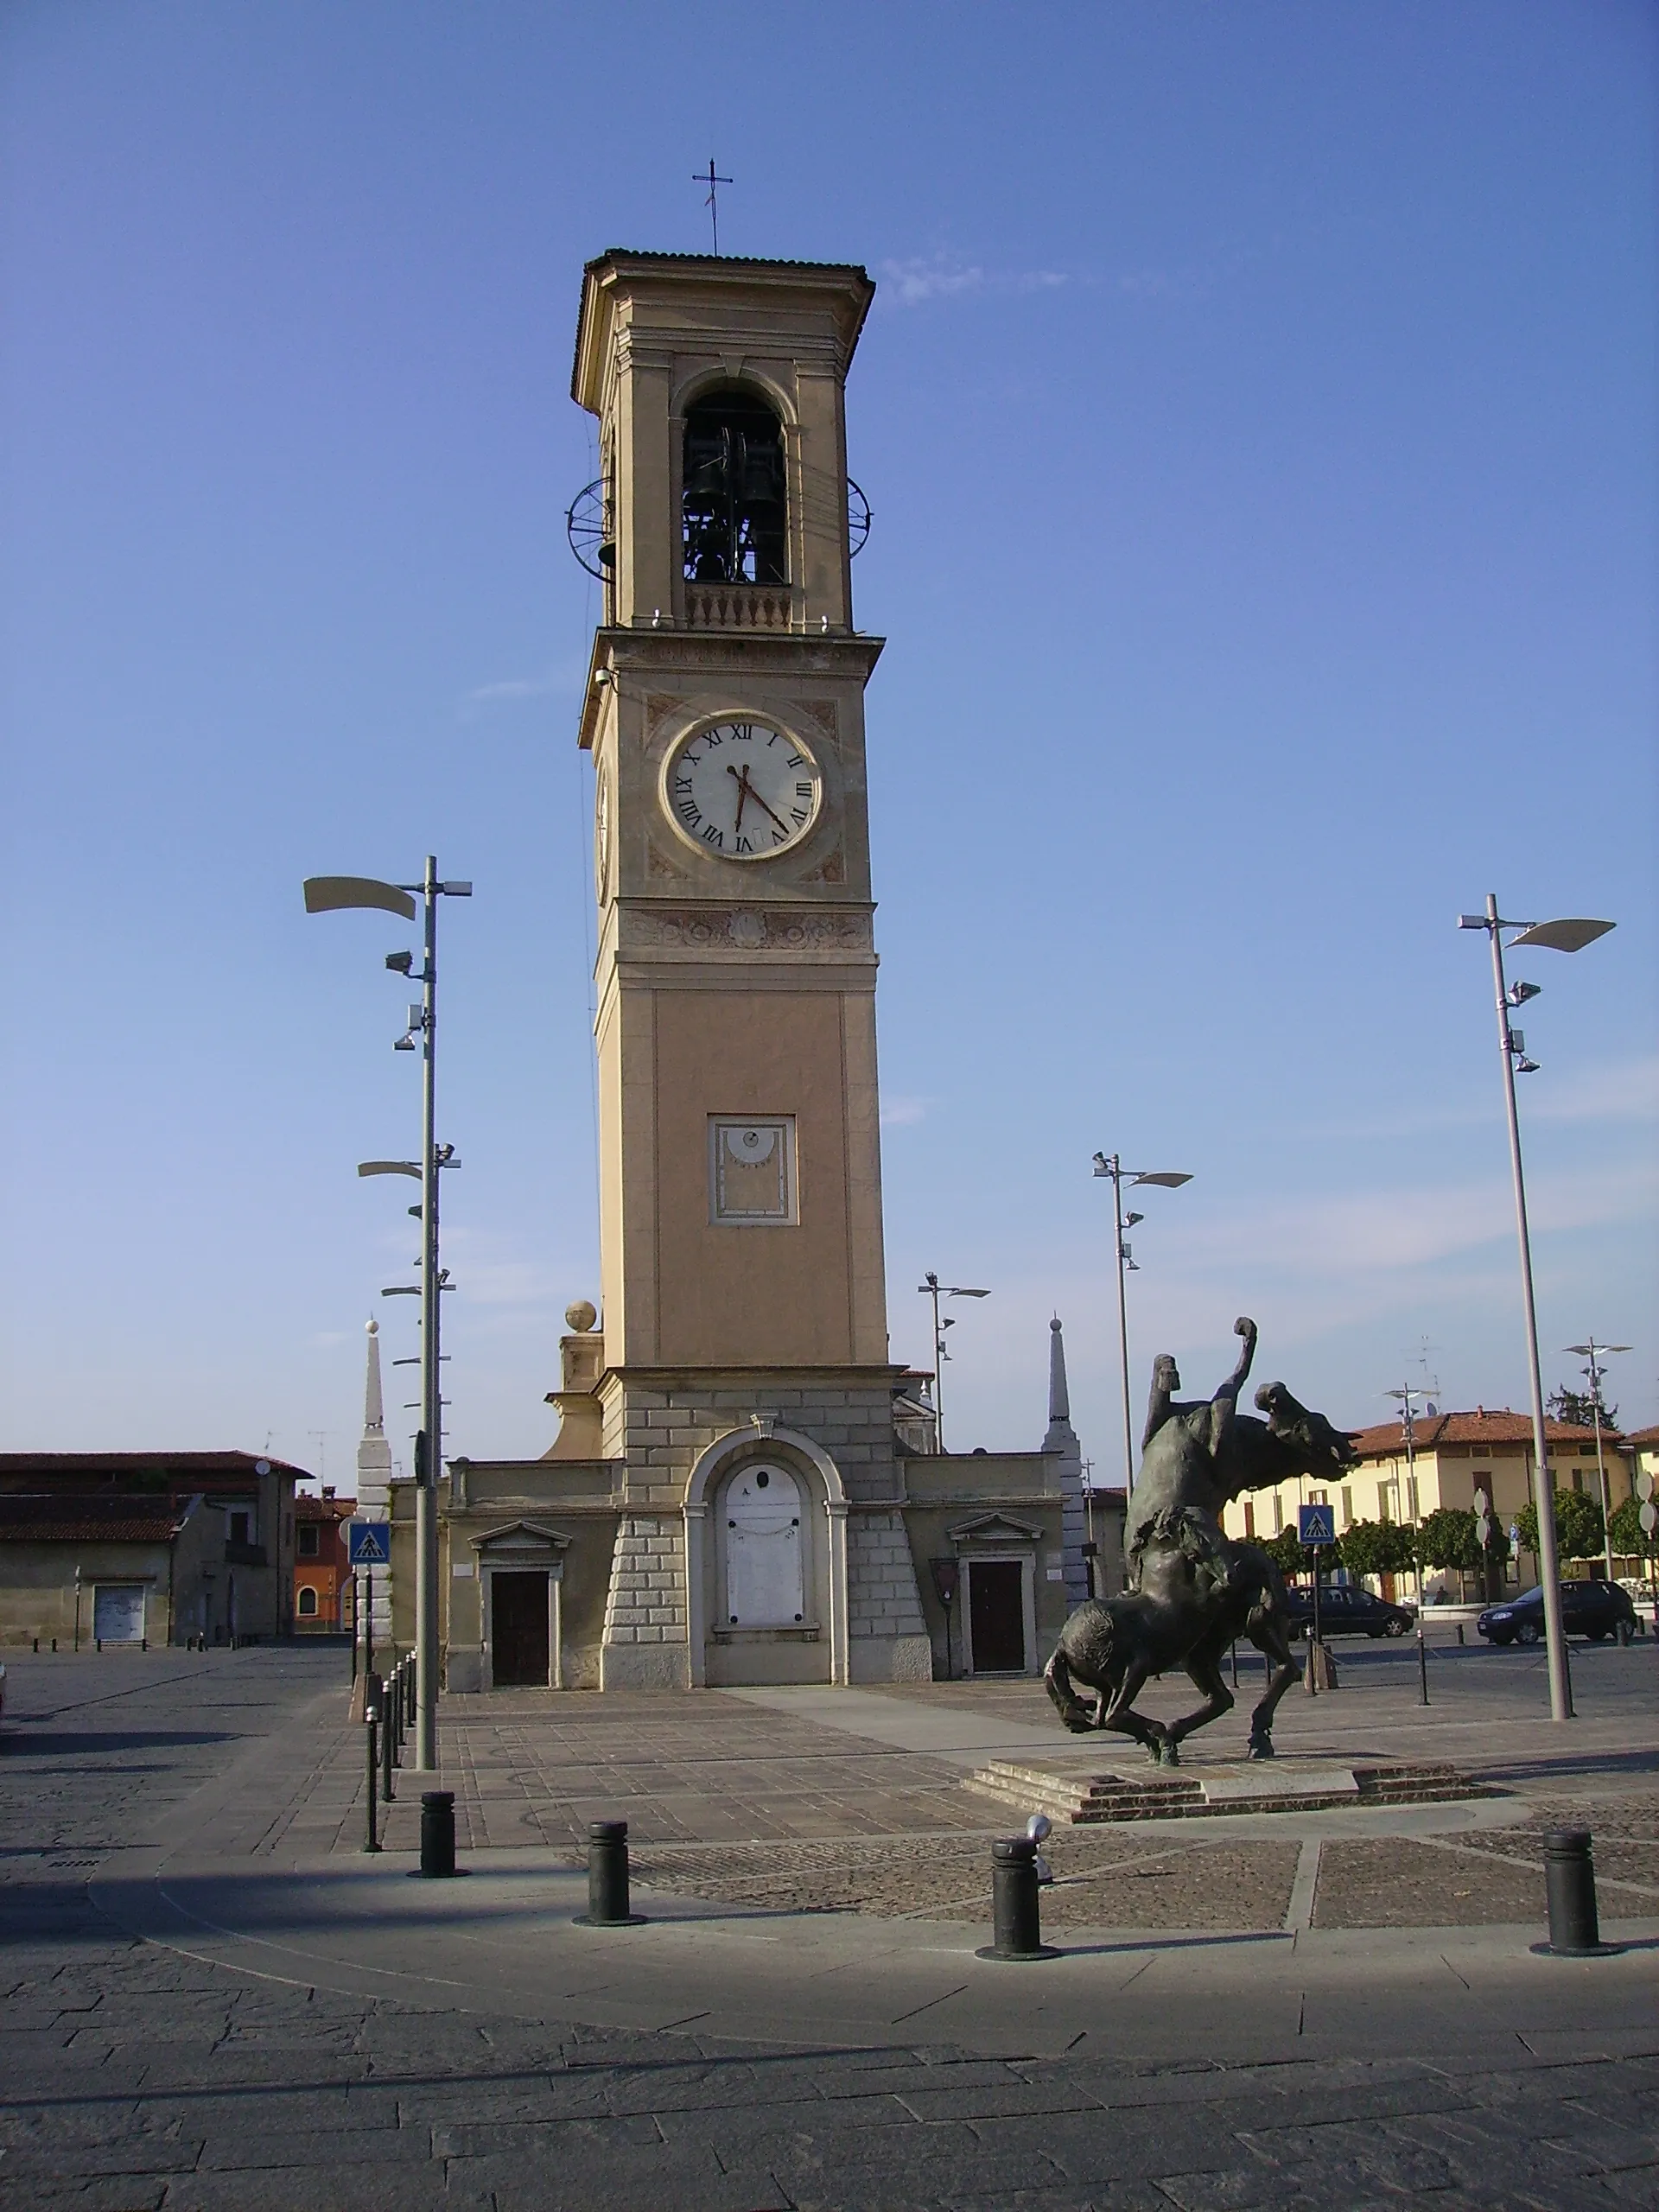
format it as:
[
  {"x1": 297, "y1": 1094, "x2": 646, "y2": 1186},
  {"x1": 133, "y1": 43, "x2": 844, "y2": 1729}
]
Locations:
[
  {"x1": 295, "y1": 1489, "x2": 355, "y2": 1630},
  {"x1": 0, "y1": 1452, "x2": 305, "y2": 1641},
  {"x1": 1219, "y1": 1408, "x2": 1618, "y2": 1591}
]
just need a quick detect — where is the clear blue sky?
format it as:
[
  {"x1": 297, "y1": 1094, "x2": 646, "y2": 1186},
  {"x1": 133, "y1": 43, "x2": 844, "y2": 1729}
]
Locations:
[{"x1": 3, "y1": 1, "x2": 1654, "y2": 1488}]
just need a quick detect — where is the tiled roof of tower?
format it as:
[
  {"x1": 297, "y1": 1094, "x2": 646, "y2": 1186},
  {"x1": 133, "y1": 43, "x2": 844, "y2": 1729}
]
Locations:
[
  {"x1": 588, "y1": 249, "x2": 872, "y2": 278},
  {"x1": 1347, "y1": 1412, "x2": 1608, "y2": 1457},
  {"x1": 0, "y1": 1494, "x2": 193, "y2": 1544}
]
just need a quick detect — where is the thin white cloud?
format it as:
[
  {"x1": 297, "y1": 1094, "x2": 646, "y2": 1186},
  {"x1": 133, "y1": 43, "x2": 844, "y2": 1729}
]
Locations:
[
  {"x1": 458, "y1": 662, "x2": 588, "y2": 721},
  {"x1": 1162, "y1": 1162, "x2": 1657, "y2": 1281},
  {"x1": 1529, "y1": 1053, "x2": 1659, "y2": 1126},
  {"x1": 878, "y1": 256, "x2": 1068, "y2": 308},
  {"x1": 881, "y1": 1095, "x2": 929, "y2": 1128}
]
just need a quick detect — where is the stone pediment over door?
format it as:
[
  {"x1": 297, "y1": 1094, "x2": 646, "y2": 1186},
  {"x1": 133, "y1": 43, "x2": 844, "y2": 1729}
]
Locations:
[
  {"x1": 470, "y1": 1522, "x2": 572, "y2": 1573},
  {"x1": 946, "y1": 1512, "x2": 1042, "y2": 1548}
]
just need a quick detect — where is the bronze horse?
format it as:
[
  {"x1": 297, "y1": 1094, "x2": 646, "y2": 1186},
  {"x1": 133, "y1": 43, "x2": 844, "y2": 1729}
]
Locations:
[{"x1": 1044, "y1": 1319, "x2": 1356, "y2": 1763}]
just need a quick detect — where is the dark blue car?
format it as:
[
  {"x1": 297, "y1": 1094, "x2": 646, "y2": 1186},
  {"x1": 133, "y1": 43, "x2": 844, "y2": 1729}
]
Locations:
[
  {"x1": 1284, "y1": 1585, "x2": 1414, "y2": 1638},
  {"x1": 1478, "y1": 1580, "x2": 1636, "y2": 1646}
]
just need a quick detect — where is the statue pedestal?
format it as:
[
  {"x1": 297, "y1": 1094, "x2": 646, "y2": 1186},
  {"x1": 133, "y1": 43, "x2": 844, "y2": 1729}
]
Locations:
[{"x1": 967, "y1": 1751, "x2": 1497, "y2": 1825}]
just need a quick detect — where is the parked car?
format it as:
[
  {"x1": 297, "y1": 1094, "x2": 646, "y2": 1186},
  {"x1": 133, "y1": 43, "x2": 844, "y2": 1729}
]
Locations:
[
  {"x1": 1284, "y1": 1585, "x2": 1414, "y2": 1639},
  {"x1": 1477, "y1": 1580, "x2": 1637, "y2": 1646}
]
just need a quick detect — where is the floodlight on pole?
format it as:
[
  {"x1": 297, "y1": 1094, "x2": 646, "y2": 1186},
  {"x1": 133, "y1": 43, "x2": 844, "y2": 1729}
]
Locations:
[
  {"x1": 304, "y1": 861, "x2": 471, "y2": 1771},
  {"x1": 916, "y1": 1271, "x2": 989, "y2": 1454},
  {"x1": 1383, "y1": 1384, "x2": 1432, "y2": 1608},
  {"x1": 1564, "y1": 1341, "x2": 1630, "y2": 1586},
  {"x1": 1458, "y1": 895, "x2": 1614, "y2": 1724},
  {"x1": 1091, "y1": 1154, "x2": 1192, "y2": 1497}
]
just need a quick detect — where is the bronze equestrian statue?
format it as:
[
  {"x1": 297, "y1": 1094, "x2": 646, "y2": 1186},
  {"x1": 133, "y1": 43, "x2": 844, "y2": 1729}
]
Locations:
[{"x1": 1044, "y1": 1319, "x2": 1356, "y2": 1763}]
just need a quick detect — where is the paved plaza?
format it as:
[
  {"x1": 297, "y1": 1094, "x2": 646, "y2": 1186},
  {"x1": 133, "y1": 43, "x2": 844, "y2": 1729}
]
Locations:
[{"x1": 2, "y1": 1637, "x2": 1656, "y2": 2209}]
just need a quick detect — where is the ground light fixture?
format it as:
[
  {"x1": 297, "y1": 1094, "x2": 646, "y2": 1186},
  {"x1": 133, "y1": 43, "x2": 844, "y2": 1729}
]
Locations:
[
  {"x1": 1458, "y1": 896, "x2": 1614, "y2": 1724},
  {"x1": 1091, "y1": 1154, "x2": 1192, "y2": 1497},
  {"x1": 304, "y1": 860, "x2": 471, "y2": 1770},
  {"x1": 916, "y1": 1273, "x2": 989, "y2": 1454}
]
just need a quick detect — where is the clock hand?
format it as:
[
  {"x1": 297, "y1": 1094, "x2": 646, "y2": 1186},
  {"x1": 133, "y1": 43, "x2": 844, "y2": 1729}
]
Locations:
[
  {"x1": 726, "y1": 761, "x2": 749, "y2": 837},
  {"x1": 734, "y1": 765, "x2": 791, "y2": 836}
]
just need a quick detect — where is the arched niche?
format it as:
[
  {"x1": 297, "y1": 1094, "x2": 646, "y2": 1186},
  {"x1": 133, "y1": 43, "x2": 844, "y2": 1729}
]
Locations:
[{"x1": 683, "y1": 1425, "x2": 848, "y2": 1687}]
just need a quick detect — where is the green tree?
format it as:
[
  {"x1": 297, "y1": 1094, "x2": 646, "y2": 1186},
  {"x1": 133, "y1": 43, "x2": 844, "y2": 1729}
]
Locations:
[
  {"x1": 1515, "y1": 1488, "x2": 1605, "y2": 1561},
  {"x1": 1608, "y1": 1495, "x2": 1656, "y2": 1563},
  {"x1": 1417, "y1": 1506, "x2": 1481, "y2": 1572},
  {"x1": 1338, "y1": 1518, "x2": 1419, "y2": 1580},
  {"x1": 1548, "y1": 1385, "x2": 1618, "y2": 1433},
  {"x1": 1259, "y1": 1528, "x2": 1311, "y2": 1576}
]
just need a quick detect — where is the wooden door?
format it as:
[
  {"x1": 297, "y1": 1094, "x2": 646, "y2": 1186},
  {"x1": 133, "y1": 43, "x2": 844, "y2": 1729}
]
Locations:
[
  {"x1": 490, "y1": 1572, "x2": 550, "y2": 1687},
  {"x1": 968, "y1": 1560, "x2": 1026, "y2": 1673}
]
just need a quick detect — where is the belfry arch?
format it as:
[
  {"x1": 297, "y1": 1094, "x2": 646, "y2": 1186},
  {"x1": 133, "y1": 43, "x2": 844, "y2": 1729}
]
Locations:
[{"x1": 681, "y1": 386, "x2": 789, "y2": 585}]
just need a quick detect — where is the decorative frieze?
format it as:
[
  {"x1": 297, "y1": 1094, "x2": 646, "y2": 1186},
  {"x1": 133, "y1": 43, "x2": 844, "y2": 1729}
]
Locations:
[{"x1": 626, "y1": 906, "x2": 870, "y2": 952}]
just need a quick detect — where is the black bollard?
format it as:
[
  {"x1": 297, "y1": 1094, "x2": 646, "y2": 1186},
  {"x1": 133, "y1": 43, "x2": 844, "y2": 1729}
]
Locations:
[
  {"x1": 1535, "y1": 1829, "x2": 1619, "y2": 1956},
  {"x1": 976, "y1": 1837, "x2": 1059, "y2": 1962},
  {"x1": 381, "y1": 1675, "x2": 396, "y2": 1802},
  {"x1": 418, "y1": 1790, "x2": 457, "y2": 1878},
  {"x1": 1417, "y1": 1624, "x2": 1430, "y2": 1706},
  {"x1": 364, "y1": 1707, "x2": 382, "y2": 1853},
  {"x1": 574, "y1": 1820, "x2": 646, "y2": 1926}
]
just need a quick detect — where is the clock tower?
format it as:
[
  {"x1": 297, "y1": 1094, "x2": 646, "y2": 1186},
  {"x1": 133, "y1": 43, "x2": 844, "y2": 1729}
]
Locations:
[{"x1": 568, "y1": 250, "x2": 932, "y2": 1689}]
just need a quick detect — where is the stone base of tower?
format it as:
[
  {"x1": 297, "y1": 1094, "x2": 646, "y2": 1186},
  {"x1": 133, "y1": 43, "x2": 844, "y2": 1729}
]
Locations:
[
  {"x1": 846, "y1": 1508, "x2": 932, "y2": 1681},
  {"x1": 425, "y1": 1338, "x2": 1096, "y2": 1695}
]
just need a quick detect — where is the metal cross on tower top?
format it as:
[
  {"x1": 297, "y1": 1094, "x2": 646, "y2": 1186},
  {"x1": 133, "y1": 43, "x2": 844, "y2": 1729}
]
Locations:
[{"x1": 695, "y1": 159, "x2": 733, "y2": 254}]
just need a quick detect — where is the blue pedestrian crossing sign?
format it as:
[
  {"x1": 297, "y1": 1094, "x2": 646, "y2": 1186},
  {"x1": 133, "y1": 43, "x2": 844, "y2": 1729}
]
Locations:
[
  {"x1": 1298, "y1": 1503, "x2": 1336, "y2": 1547},
  {"x1": 346, "y1": 1521, "x2": 391, "y2": 1567}
]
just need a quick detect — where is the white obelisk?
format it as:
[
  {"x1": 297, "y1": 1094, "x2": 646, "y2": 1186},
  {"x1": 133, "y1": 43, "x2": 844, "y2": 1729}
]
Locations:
[{"x1": 1044, "y1": 1317, "x2": 1090, "y2": 1606}]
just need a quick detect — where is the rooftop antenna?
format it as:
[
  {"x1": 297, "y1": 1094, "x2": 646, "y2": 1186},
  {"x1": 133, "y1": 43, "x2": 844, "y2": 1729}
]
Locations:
[{"x1": 695, "y1": 158, "x2": 733, "y2": 254}]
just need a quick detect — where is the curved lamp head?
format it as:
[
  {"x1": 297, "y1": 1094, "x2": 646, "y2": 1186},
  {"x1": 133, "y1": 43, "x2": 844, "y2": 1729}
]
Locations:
[
  {"x1": 1508, "y1": 918, "x2": 1615, "y2": 954},
  {"x1": 303, "y1": 876, "x2": 416, "y2": 922}
]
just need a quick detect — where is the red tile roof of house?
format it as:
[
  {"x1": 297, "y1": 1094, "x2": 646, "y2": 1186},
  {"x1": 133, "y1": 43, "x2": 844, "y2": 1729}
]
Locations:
[
  {"x1": 0, "y1": 1451, "x2": 310, "y2": 1486},
  {"x1": 1348, "y1": 1411, "x2": 1608, "y2": 1458},
  {"x1": 1620, "y1": 1423, "x2": 1659, "y2": 1448},
  {"x1": 296, "y1": 1493, "x2": 356, "y2": 1521},
  {"x1": 0, "y1": 1494, "x2": 194, "y2": 1544}
]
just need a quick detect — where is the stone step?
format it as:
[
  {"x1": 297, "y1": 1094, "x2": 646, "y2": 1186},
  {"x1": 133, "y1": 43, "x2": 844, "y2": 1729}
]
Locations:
[{"x1": 963, "y1": 1756, "x2": 1500, "y2": 1825}]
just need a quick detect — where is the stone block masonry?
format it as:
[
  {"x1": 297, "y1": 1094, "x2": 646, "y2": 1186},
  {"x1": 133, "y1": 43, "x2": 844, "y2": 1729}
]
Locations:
[
  {"x1": 600, "y1": 1515, "x2": 690, "y2": 1690},
  {"x1": 847, "y1": 1511, "x2": 928, "y2": 1640}
]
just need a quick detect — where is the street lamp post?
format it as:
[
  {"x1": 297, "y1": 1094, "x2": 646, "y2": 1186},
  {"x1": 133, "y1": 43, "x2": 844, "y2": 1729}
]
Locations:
[
  {"x1": 916, "y1": 1272, "x2": 989, "y2": 1454},
  {"x1": 1459, "y1": 897, "x2": 1614, "y2": 1724},
  {"x1": 1564, "y1": 1340, "x2": 1630, "y2": 1586},
  {"x1": 1091, "y1": 1154, "x2": 1192, "y2": 1497},
  {"x1": 1384, "y1": 1384, "x2": 1429, "y2": 1609},
  {"x1": 305, "y1": 860, "x2": 471, "y2": 1771}
]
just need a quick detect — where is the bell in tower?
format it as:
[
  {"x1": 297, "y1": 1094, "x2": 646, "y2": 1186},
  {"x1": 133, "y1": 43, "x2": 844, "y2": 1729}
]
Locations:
[{"x1": 681, "y1": 390, "x2": 788, "y2": 586}]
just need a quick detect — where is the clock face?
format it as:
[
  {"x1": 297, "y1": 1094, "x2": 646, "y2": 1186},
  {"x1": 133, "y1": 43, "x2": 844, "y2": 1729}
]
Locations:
[
  {"x1": 664, "y1": 720, "x2": 822, "y2": 861},
  {"x1": 594, "y1": 765, "x2": 612, "y2": 897}
]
